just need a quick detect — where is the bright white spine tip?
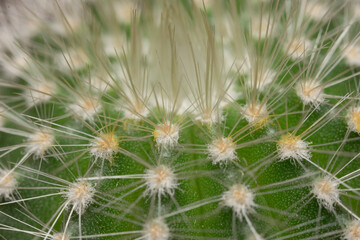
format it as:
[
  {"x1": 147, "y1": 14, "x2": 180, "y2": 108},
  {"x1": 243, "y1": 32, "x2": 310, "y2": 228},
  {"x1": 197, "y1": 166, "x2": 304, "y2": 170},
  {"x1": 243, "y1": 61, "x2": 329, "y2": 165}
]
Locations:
[
  {"x1": 295, "y1": 80, "x2": 325, "y2": 107},
  {"x1": 66, "y1": 181, "x2": 95, "y2": 214},
  {"x1": 242, "y1": 102, "x2": 268, "y2": 125},
  {"x1": 0, "y1": 169, "x2": 17, "y2": 199},
  {"x1": 27, "y1": 129, "x2": 54, "y2": 158},
  {"x1": 69, "y1": 97, "x2": 101, "y2": 121},
  {"x1": 145, "y1": 165, "x2": 177, "y2": 196},
  {"x1": 312, "y1": 176, "x2": 339, "y2": 211},
  {"x1": 347, "y1": 107, "x2": 360, "y2": 134},
  {"x1": 90, "y1": 133, "x2": 118, "y2": 161},
  {"x1": 153, "y1": 122, "x2": 179, "y2": 150},
  {"x1": 345, "y1": 220, "x2": 360, "y2": 240},
  {"x1": 223, "y1": 184, "x2": 255, "y2": 220},
  {"x1": 208, "y1": 137, "x2": 237, "y2": 165},
  {"x1": 277, "y1": 134, "x2": 311, "y2": 161},
  {"x1": 143, "y1": 219, "x2": 170, "y2": 240}
]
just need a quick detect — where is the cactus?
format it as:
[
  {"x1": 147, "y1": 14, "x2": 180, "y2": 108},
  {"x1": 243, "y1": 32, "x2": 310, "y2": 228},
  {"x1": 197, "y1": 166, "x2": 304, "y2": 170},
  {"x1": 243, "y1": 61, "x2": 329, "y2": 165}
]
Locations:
[{"x1": 0, "y1": 0, "x2": 360, "y2": 239}]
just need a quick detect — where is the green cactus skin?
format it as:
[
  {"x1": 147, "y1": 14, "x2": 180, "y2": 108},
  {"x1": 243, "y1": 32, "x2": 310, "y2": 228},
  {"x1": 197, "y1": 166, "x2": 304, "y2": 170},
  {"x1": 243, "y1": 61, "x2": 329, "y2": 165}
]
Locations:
[{"x1": 0, "y1": 0, "x2": 360, "y2": 240}]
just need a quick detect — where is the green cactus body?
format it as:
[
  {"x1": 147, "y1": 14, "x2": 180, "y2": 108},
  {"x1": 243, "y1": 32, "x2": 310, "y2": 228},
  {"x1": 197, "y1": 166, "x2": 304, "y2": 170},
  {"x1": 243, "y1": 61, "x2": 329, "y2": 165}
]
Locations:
[{"x1": 0, "y1": 0, "x2": 360, "y2": 239}]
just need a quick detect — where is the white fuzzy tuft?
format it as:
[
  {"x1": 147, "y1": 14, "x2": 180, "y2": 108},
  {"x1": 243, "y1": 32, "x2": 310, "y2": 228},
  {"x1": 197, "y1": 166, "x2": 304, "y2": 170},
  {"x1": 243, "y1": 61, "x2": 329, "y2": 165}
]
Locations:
[
  {"x1": 286, "y1": 37, "x2": 312, "y2": 60},
  {"x1": 305, "y1": 1, "x2": 329, "y2": 21},
  {"x1": 277, "y1": 134, "x2": 311, "y2": 161},
  {"x1": 145, "y1": 165, "x2": 177, "y2": 196},
  {"x1": 52, "y1": 233, "x2": 69, "y2": 240},
  {"x1": 0, "y1": 169, "x2": 17, "y2": 199},
  {"x1": 347, "y1": 107, "x2": 360, "y2": 134},
  {"x1": 66, "y1": 181, "x2": 95, "y2": 214},
  {"x1": 90, "y1": 133, "x2": 118, "y2": 161},
  {"x1": 113, "y1": 0, "x2": 137, "y2": 23},
  {"x1": 208, "y1": 137, "x2": 237, "y2": 165},
  {"x1": 250, "y1": 16, "x2": 276, "y2": 39},
  {"x1": 312, "y1": 176, "x2": 339, "y2": 211},
  {"x1": 344, "y1": 220, "x2": 360, "y2": 240},
  {"x1": 69, "y1": 97, "x2": 101, "y2": 121},
  {"x1": 58, "y1": 48, "x2": 89, "y2": 71},
  {"x1": 343, "y1": 45, "x2": 360, "y2": 67},
  {"x1": 102, "y1": 34, "x2": 125, "y2": 57},
  {"x1": 153, "y1": 122, "x2": 179, "y2": 150},
  {"x1": 25, "y1": 81, "x2": 55, "y2": 107},
  {"x1": 195, "y1": 110, "x2": 222, "y2": 124},
  {"x1": 295, "y1": 80, "x2": 325, "y2": 107},
  {"x1": 222, "y1": 184, "x2": 255, "y2": 220},
  {"x1": 241, "y1": 102, "x2": 268, "y2": 125},
  {"x1": 246, "y1": 69, "x2": 275, "y2": 92},
  {"x1": 0, "y1": 44, "x2": 32, "y2": 77},
  {"x1": 47, "y1": 1, "x2": 82, "y2": 36},
  {"x1": 27, "y1": 129, "x2": 54, "y2": 158},
  {"x1": 354, "y1": 4, "x2": 360, "y2": 20},
  {"x1": 123, "y1": 100, "x2": 150, "y2": 120},
  {"x1": 143, "y1": 218, "x2": 170, "y2": 240},
  {"x1": 86, "y1": 75, "x2": 111, "y2": 93}
]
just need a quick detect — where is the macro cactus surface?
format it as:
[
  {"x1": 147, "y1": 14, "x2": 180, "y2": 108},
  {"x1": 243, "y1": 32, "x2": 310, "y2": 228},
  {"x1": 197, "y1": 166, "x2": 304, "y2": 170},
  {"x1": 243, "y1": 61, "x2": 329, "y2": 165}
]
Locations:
[{"x1": 0, "y1": 0, "x2": 360, "y2": 239}]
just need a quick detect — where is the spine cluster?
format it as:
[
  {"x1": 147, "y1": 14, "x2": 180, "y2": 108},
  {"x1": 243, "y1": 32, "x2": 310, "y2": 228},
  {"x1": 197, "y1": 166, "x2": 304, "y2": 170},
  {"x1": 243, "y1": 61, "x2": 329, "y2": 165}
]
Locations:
[{"x1": 0, "y1": 0, "x2": 360, "y2": 239}]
